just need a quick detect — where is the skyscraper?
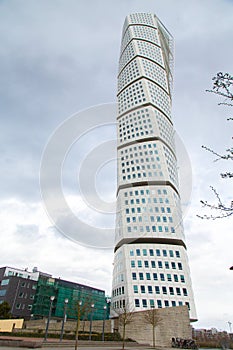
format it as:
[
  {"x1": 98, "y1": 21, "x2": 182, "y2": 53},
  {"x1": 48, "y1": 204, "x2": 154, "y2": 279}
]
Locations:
[{"x1": 111, "y1": 13, "x2": 197, "y2": 321}]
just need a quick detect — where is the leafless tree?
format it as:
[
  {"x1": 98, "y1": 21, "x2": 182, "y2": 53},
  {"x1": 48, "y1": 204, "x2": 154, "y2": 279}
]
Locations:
[
  {"x1": 116, "y1": 304, "x2": 134, "y2": 350},
  {"x1": 198, "y1": 72, "x2": 233, "y2": 219},
  {"x1": 144, "y1": 308, "x2": 162, "y2": 348},
  {"x1": 70, "y1": 295, "x2": 94, "y2": 350}
]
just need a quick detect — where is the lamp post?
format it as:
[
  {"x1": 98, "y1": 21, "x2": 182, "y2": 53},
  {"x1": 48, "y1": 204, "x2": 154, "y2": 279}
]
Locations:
[
  {"x1": 60, "y1": 298, "x2": 69, "y2": 342},
  {"x1": 75, "y1": 300, "x2": 82, "y2": 350},
  {"x1": 44, "y1": 295, "x2": 55, "y2": 341},
  {"x1": 102, "y1": 305, "x2": 107, "y2": 341},
  {"x1": 89, "y1": 303, "x2": 95, "y2": 341}
]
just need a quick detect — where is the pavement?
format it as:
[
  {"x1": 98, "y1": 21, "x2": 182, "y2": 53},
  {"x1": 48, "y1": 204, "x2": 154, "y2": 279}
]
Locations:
[{"x1": 0, "y1": 336, "x2": 154, "y2": 349}]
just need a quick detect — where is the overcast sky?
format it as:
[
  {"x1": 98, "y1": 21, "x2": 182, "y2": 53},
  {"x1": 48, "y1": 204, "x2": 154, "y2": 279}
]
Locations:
[{"x1": 0, "y1": 0, "x2": 233, "y2": 332}]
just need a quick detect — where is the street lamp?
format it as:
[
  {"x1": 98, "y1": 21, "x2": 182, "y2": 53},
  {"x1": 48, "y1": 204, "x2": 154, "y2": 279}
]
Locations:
[
  {"x1": 75, "y1": 300, "x2": 82, "y2": 350},
  {"x1": 102, "y1": 305, "x2": 107, "y2": 341},
  {"x1": 89, "y1": 303, "x2": 95, "y2": 341},
  {"x1": 60, "y1": 298, "x2": 69, "y2": 342},
  {"x1": 44, "y1": 295, "x2": 55, "y2": 341}
]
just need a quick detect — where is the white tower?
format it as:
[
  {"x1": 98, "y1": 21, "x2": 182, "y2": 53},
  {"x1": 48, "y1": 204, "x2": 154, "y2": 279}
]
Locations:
[{"x1": 111, "y1": 13, "x2": 197, "y2": 321}]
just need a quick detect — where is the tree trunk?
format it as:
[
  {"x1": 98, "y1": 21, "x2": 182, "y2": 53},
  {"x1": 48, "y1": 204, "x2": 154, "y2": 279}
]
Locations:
[
  {"x1": 153, "y1": 325, "x2": 155, "y2": 348},
  {"x1": 122, "y1": 323, "x2": 126, "y2": 350}
]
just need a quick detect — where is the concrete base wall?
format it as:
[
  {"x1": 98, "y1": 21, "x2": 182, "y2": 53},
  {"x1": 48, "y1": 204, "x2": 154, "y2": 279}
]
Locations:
[
  {"x1": 117, "y1": 306, "x2": 192, "y2": 347},
  {"x1": 24, "y1": 305, "x2": 192, "y2": 347}
]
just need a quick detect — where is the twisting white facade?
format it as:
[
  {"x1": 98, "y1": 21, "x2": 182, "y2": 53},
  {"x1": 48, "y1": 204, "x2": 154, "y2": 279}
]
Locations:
[{"x1": 111, "y1": 13, "x2": 197, "y2": 321}]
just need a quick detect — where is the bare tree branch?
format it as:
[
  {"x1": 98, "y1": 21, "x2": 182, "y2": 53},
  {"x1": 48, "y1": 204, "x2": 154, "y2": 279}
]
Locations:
[{"x1": 199, "y1": 72, "x2": 233, "y2": 220}]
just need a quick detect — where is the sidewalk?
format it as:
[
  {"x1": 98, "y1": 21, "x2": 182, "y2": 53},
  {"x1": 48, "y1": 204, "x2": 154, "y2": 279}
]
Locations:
[{"x1": 0, "y1": 336, "x2": 154, "y2": 349}]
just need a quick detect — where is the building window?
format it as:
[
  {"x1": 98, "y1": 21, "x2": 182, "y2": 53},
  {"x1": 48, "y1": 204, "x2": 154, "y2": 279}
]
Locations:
[
  {"x1": 178, "y1": 263, "x2": 183, "y2": 270},
  {"x1": 183, "y1": 288, "x2": 188, "y2": 296},
  {"x1": 148, "y1": 286, "x2": 153, "y2": 294},
  {"x1": 135, "y1": 299, "x2": 140, "y2": 307},
  {"x1": 158, "y1": 261, "x2": 163, "y2": 268},
  {"x1": 169, "y1": 287, "x2": 174, "y2": 295},
  {"x1": 167, "y1": 274, "x2": 172, "y2": 281},
  {"x1": 160, "y1": 273, "x2": 165, "y2": 281},
  {"x1": 171, "y1": 262, "x2": 176, "y2": 269},
  {"x1": 176, "y1": 288, "x2": 181, "y2": 296},
  {"x1": 150, "y1": 299, "x2": 155, "y2": 307},
  {"x1": 164, "y1": 300, "x2": 169, "y2": 307},
  {"x1": 175, "y1": 251, "x2": 180, "y2": 258},
  {"x1": 155, "y1": 286, "x2": 160, "y2": 294},
  {"x1": 153, "y1": 273, "x2": 158, "y2": 280},
  {"x1": 156, "y1": 249, "x2": 160, "y2": 256},
  {"x1": 172, "y1": 301, "x2": 176, "y2": 307},
  {"x1": 141, "y1": 286, "x2": 146, "y2": 293},
  {"x1": 151, "y1": 261, "x2": 156, "y2": 268},
  {"x1": 132, "y1": 273, "x2": 137, "y2": 280},
  {"x1": 139, "y1": 273, "x2": 144, "y2": 280},
  {"x1": 1, "y1": 279, "x2": 9, "y2": 286},
  {"x1": 162, "y1": 286, "x2": 167, "y2": 294},
  {"x1": 157, "y1": 300, "x2": 162, "y2": 308},
  {"x1": 185, "y1": 302, "x2": 190, "y2": 310},
  {"x1": 131, "y1": 260, "x2": 135, "y2": 268},
  {"x1": 142, "y1": 249, "x2": 147, "y2": 256},
  {"x1": 0, "y1": 290, "x2": 6, "y2": 297},
  {"x1": 138, "y1": 260, "x2": 142, "y2": 268},
  {"x1": 180, "y1": 275, "x2": 185, "y2": 283},
  {"x1": 144, "y1": 261, "x2": 149, "y2": 268},
  {"x1": 146, "y1": 273, "x2": 151, "y2": 280},
  {"x1": 142, "y1": 299, "x2": 147, "y2": 307},
  {"x1": 136, "y1": 249, "x2": 140, "y2": 256},
  {"x1": 149, "y1": 249, "x2": 154, "y2": 256},
  {"x1": 133, "y1": 285, "x2": 138, "y2": 293}
]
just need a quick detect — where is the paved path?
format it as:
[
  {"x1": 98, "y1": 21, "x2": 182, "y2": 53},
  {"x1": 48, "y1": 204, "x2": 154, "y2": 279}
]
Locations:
[{"x1": 0, "y1": 346, "x2": 153, "y2": 350}]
